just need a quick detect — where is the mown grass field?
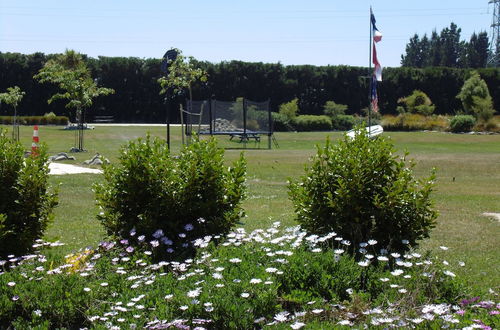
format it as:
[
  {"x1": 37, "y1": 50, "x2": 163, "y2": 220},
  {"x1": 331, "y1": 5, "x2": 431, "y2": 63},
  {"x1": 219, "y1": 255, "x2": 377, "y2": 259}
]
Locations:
[{"x1": 3, "y1": 124, "x2": 499, "y2": 295}]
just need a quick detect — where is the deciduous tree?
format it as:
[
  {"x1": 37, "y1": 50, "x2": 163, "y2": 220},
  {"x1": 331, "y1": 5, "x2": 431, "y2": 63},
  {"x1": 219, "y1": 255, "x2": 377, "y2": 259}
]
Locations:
[
  {"x1": 0, "y1": 86, "x2": 25, "y2": 141},
  {"x1": 34, "y1": 50, "x2": 114, "y2": 151}
]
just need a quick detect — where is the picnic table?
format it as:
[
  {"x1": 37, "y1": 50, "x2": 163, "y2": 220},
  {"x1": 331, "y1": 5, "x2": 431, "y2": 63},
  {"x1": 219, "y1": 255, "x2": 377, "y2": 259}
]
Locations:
[{"x1": 229, "y1": 132, "x2": 261, "y2": 142}]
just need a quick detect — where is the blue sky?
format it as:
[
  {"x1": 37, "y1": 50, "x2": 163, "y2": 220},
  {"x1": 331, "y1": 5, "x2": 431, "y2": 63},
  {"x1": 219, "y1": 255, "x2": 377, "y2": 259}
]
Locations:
[{"x1": 0, "y1": 0, "x2": 493, "y2": 67}]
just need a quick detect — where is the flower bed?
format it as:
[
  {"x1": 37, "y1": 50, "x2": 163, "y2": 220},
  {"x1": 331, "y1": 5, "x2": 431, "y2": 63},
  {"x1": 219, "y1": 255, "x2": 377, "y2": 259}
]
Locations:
[{"x1": 1, "y1": 223, "x2": 498, "y2": 329}]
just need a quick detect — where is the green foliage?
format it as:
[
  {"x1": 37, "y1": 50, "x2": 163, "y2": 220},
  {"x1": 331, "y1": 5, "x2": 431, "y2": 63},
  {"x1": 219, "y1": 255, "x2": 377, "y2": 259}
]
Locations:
[
  {"x1": 457, "y1": 71, "x2": 495, "y2": 121},
  {"x1": 331, "y1": 115, "x2": 360, "y2": 130},
  {"x1": 0, "y1": 130, "x2": 58, "y2": 258},
  {"x1": 382, "y1": 114, "x2": 449, "y2": 131},
  {"x1": 94, "y1": 135, "x2": 246, "y2": 259},
  {"x1": 449, "y1": 115, "x2": 476, "y2": 133},
  {"x1": 271, "y1": 112, "x2": 294, "y2": 131},
  {"x1": 291, "y1": 115, "x2": 332, "y2": 131},
  {"x1": 2, "y1": 52, "x2": 500, "y2": 121},
  {"x1": 279, "y1": 247, "x2": 383, "y2": 303},
  {"x1": 278, "y1": 98, "x2": 300, "y2": 119},
  {"x1": 157, "y1": 48, "x2": 208, "y2": 99},
  {"x1": 0, "y1": 224, "x2": 473, "y2": 329},
  {"x1": 43, "y1": 112, "x2": 56, "y2": 119},
  {"x1": 401, "y1": 23, "x2": 488, "y2": 68},
  {"x1": 34, "y1": 50, "x2": 114, "y2": 119},
  {"x1": 323, "y1": 101, "x2": 356, "y2": 130},
  {"x1": 0, "y1": 86, "x2": 25, "y2": 111},
  {"x1": 398, "y1": 90, "x2": 435, "y2": 115},
  {"x1": 288, "y1": 127, "x2": 438, "y2": 254},
  {"x1": 0, "y1": 115, "x2": 69, "y2": 125},
  {"x1": 323, "y1": 100, "x2": 348, "y2": 117}
]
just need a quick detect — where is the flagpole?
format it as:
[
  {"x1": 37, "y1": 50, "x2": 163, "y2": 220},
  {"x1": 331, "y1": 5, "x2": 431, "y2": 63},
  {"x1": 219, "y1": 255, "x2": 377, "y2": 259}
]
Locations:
[{"x1": 368, "y1": 7, "x2": 373, "y2": 130}]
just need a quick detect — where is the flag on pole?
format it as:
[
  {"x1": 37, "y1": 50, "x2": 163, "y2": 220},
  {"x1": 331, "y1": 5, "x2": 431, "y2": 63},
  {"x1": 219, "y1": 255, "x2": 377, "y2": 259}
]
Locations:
[
  {"x1": 372, "y1": 44, "x2": 382, "y2": 81},
  {"x1": 370, "y1": 9, "x2": 382, "y2": 43},
  {"x1": 371, "y1": 8, "x2": 383, "y2": 81},
  {"x1": 371, "y1": 75, "x2": 379, "y2": 112}
]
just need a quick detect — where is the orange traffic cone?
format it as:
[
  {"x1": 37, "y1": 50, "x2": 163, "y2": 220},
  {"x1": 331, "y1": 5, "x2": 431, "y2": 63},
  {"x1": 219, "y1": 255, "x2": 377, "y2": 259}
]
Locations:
[{"x1": 31, "y1": 125, "x2": 39, "y2": 156}]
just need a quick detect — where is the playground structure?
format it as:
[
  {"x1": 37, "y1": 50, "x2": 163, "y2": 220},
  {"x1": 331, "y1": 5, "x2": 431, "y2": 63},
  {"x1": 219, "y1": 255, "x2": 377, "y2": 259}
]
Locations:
[{"x1": 182, "y1": 98, "x2": 277, "y2": 148}]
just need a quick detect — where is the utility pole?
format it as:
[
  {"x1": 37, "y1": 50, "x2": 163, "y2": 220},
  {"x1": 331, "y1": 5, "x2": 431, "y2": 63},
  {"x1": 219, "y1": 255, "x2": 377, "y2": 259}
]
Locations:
[{"x1": 488, "y1": 0, "x2": 500, "y2": 67}]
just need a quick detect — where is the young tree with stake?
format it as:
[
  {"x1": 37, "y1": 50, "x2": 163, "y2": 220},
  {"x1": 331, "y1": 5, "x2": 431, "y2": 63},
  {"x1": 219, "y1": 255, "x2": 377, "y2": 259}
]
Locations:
[
  {"x1": 34, "y1": 49, "x2": 114, "y2": 151},
  {"x1": 0, "y1": 86, "x2": 25, "y2": 141}
]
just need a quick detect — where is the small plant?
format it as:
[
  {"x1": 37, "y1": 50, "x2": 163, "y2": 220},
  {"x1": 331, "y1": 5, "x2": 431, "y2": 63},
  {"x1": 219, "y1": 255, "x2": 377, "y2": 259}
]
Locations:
[
  {"x1": 457, "y1": 71, "x2": 495, "y2": 122},
  {"x1": 94, "y1": 135, "x2": 246, "y2": 259},
  {"x1": 288, "y1": 126, "x2": 438, "y2": 254},
  {"x1": 0, "y1": 130, "x2": 58, "y2": 258},
  {"x1": 279, "y1": 98, "x2": 300, "y2": 120},
  {"x1": 398, "y1": 90, "x2": 435, "y2": 116},
  {"x1": 450, "y1": 115, "x2": 476, "y2": 133}
]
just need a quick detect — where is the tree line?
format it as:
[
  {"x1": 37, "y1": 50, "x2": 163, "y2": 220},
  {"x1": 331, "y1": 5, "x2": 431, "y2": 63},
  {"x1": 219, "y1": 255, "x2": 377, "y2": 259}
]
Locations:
[
  {"x1": 401, "y1": 23, "x2": 491, "y2": 68},
  {"x1": 0, "y1": 52, "x2": 499, "y2": 123}
]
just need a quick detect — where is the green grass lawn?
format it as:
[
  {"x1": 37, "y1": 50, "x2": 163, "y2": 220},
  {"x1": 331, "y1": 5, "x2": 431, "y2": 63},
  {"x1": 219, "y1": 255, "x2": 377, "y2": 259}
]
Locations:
[{"x1": 4, "y1": 124, "x2": 500, "y2": 295}]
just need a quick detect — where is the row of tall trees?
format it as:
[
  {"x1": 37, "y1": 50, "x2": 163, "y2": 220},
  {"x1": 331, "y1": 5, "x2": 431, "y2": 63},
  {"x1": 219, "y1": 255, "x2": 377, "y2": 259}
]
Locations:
[
  {"x1": 401, "y1": 23, "x2": 490, "y2": 68},
  {"x1": 1, "y1": 52, "x2": 498, "y2": 123}
]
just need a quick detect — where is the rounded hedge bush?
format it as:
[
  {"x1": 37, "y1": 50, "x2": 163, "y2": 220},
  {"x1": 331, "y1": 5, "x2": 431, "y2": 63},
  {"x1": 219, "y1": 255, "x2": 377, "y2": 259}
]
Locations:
[
  {"x1": 292, "y1": 115, "x2": 332, "y2": 131},
  {"x1": 331, "y1": 114, "x2": 358, "y2": 130},
  {"x1": 94, "y1": 135, "x2": 247, "y2": 259},
  {"x1": 449, "y1": 115, "x2": 476, "y2": 133},
  {"x1": 288, "y1": 127, "x2": 438, "y2": 254},
  {"x1": 0, "y1": 130, "x2": 58, "y2": 258}
]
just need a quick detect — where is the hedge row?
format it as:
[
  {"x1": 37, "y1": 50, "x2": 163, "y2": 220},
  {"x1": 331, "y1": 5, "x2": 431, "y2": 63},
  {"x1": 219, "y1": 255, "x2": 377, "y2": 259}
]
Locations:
[
  {"x1": 0, "y1": 116, "x2": 69, "y2": 126},
  {"x1": 272, "y1": 113, "x2": 498, "y2": 132},
  {"x1": 1, "y1": 52, "x2": 499, "y2": 123}
]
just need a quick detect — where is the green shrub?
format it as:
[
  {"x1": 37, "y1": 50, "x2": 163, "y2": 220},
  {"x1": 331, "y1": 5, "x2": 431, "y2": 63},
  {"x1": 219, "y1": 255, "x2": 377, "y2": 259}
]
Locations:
[
  {"x1": 0, "y1": 130, "x2": 58, "y2": 258},
  {"x1": 279, "y1": 98, "x2": 299, "y2": 119},
  {"x1": 288, "y1": 127, "x2": 437, "y2": 255},
  {"x1": 0, "y1": 116, "x2": 13, "y2": 125},
  {"x1": 323, "y1": 100, "x2": 348, "y2": 117},
  {"x1": 272, "y1": 112, "x2": 294, "y2": 131},
  {"x1": 450, "y1": 115, "x2": 476, "y2": 133},
  {"x1": 94, "y1": 135, "x2": 246, "y2": 259},
  {"x1": 331, "y1": 114, "x2": 357, "y2": 130},
  {"x1": 292, "y1": 115, "x2": 332, "y2": 131},
  {"x1": 479, "y1": 118, "x2": 500, "y2": 132},
  {"x1": 457, "y1": 71, "x2": 495, "y2": 122},
  {"x1": 43, "y1": 112, "x2": 57, "y2": 119},
  {"x1": 398, "y1": 90, "x2": 435, "y2": 116},
  {"x1": 0, "y1": 116, "x2": 69, "y2": 125}
]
